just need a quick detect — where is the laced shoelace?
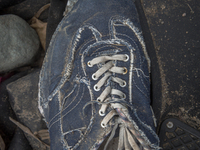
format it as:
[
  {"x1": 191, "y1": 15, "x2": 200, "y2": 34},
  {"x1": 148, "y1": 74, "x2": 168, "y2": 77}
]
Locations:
[{"x1": 86, "y1": 54, "x2": 152, "y2": 150}]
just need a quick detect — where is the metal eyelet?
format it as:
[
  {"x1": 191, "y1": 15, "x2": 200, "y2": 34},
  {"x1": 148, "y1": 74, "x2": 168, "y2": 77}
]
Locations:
[
  {"x1": 101, "y1": 122, "x2": 106, "y2": 128},
  {"x1": 120, "y1": 81, "x2": 126, "y2": 87},
  {"x1": 92, "y1": 73, "x2": 98, "y2": 80},
  {"x1": 122, "y1": 94, "x2": 126, "y2": 99},
  {"x1": 124, "y1": 54, "x2": 129, "y2": 62},
  {"x1": 97, "y1": 97, "x2": 101, "y2": 102},
  {"x1": 94, "y1": 84, "x2": 100, "y2": 91},
  {"x1": 99, "y1": 110, "x2": 105, "y2": 116},
  {"x1": 87, "y1": 61, "x2": 93, "y2": 67},
  {"x1": 123, "y1": 67, "x2": 128, "y2": 74}
]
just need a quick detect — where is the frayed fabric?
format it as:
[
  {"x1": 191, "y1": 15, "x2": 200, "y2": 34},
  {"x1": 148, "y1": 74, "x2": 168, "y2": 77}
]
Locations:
[{"x1": 38, "y1": 0, "x2": 160, "y2": 149}]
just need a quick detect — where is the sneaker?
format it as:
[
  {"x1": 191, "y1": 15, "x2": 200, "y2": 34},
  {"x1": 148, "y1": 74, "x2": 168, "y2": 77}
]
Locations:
[{"x1": 39, "y1": 0, "x2": 160, "y2": 149}]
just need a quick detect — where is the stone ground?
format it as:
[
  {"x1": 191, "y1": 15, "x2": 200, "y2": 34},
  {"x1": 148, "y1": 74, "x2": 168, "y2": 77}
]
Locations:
[{"x1": 136, "y1": 0, "x2": 200, "y2": 131}]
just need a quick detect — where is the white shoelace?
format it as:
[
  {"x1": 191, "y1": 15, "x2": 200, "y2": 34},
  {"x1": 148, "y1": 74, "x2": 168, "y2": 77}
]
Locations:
[
  {"x1": 86, "y1": 54, "x2": 152, "y2": 150},
  {"x1": 88, "y1": 54, "x2": 128, "y2": 125}
]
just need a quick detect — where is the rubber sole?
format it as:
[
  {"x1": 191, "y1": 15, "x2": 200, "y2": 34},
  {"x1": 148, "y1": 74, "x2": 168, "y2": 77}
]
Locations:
[{"x1": 159, "y1": 118, "x2": 200, "y2": 150}]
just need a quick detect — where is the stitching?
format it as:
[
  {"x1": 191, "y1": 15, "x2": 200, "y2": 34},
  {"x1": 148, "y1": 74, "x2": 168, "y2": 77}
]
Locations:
[
  {"x1": 109, "y1": 15, "x2": 150, "y2": 71},
  {"x1": 91, "y1": 45, "x2": 121, "y2": 56},
  {"x1": 48, "y1": 83, "x2": 80, "y2": 130},
  {"x1": 63, "y1": 127, "x2": 86, "y2": 136},
  {"x1": 129, "y1": 49, "x2": 134, "y2": 105},
  {"x1": 133, "y1": 69, "x2": 149, "y2": 95},
  {"x1": 113, "y1": 24, "x2": 150, "y2": 101},
  {"x1": 132, "y1": 76, "x2": 148, "y2": 99},
  {"x1": 109, "y1": 16, "x2": 159, "y2": 147},
  {"x1": 48, "y1": 84, "x2": 77, "y2": 126},
  {"x1": 48, "y1": 24, "x2": 102, "y2": 101},
  {"x1": 61, "y1": 84, "x2": 83, "y2": 120},
  {"x1": 61, "y1": 83, "x2": 86, "y2": 148}
]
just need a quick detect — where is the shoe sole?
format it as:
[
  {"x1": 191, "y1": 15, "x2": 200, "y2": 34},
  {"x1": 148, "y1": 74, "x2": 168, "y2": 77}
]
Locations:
[{"x1": 159, "y1": 118, "x2": 200, "y2": 150}]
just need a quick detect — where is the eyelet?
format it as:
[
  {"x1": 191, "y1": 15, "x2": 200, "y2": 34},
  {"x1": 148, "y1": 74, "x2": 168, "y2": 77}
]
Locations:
[
  {"x1": 124, "y1": 54, "x2": 129, "y2": 62},
  {"x1": 87, "y1": 61, "x2": 93, "y2": 67},
  {"x1": 92, "y1": 73, "x2": 98, "y2": 80},
  {"x1": 120, "y1": 81, "x2": 126, "y2": 87},
  {"x1": 97, "y1": 97, "x2": 101, "y2": 102},
  {"x1": 99, "y1": 110, "x2": 105, "y2": 116},
  {"x1": 94, "y1": 84, "x2": 100, "y2": 91},
  {"x1": 101, "y1": 122, "x2": 106, "y2": 128},
  {"x1": 122, "y1": 94, "x2": 126, "y2": 99},
  {"x1": 123, "y1": 67, "x2": 127, "y2": 74}
]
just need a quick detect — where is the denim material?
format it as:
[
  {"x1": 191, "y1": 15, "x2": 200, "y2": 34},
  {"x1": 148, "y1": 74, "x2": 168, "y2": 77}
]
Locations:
[{"x1": 39, "y1": 0, "x2": 160, "y2": 149}]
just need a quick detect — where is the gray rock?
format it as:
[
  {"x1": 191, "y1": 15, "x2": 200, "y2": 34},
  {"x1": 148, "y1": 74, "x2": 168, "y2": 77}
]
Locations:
[
  {"x1": 0, "y1": 14, "x2": 40, "y2": 73},
  {"x1": 7, "y1": 69, "x2": 50, "y2": 150}
]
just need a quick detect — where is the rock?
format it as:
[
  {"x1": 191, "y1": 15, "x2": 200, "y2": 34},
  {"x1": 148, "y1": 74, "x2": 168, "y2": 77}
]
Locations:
[
  {"x1": 46, "y1": 0, "x2": 67, "y2": 50},
  {"x1": 0, "y1": 135, "x2": 5, "y2": 150},
  {"x1": 1, "y1": 0, "x2": 50, "y2": 21},
  {"x1": 0, "y1": 71, "x2": 30, "y2": 147},
  {"x1": 0, "y1": 0, "x2": 25, "y2": 10},
  {"x1": 7, "y1": 69, "x2": 50, "y2": 150},
  {"x1": 0, "y1": 14, "x2": 40, "y2": 73},
  {"x1": 8, "y1": 128, "x2": 32, "y2": 150}
]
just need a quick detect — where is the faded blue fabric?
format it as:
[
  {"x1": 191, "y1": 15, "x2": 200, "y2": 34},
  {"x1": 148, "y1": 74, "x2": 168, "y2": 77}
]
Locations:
[{"x1": 39, "y1": 0, "x2": 160, "y2": 149}]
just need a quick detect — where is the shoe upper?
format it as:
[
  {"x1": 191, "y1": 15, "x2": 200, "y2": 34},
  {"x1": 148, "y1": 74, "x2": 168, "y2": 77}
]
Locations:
[{"x1": 39, "y1": 0, "x2": 160, "y2": 149}]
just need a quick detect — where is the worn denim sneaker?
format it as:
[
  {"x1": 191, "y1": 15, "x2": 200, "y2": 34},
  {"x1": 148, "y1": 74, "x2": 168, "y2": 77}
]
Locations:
[{"x1": 39, "y1": 0, "x2": 160, "y2": 149}]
